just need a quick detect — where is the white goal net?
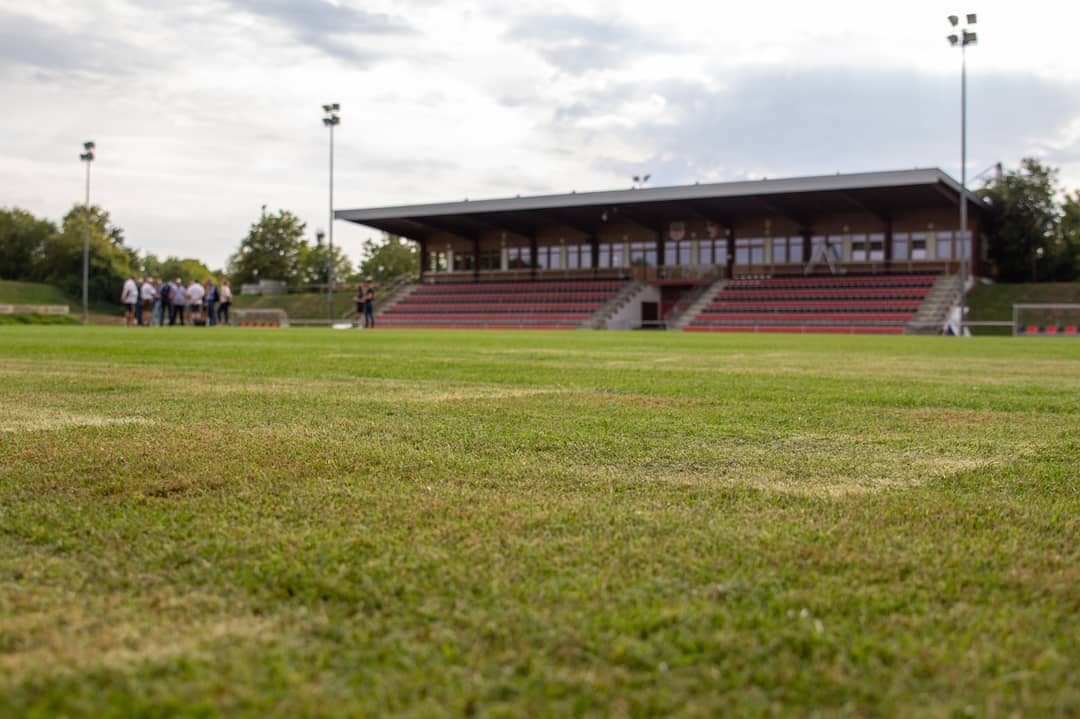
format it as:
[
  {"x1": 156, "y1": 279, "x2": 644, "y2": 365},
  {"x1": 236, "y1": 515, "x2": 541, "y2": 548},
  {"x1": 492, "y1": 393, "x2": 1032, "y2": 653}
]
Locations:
[{"x1": 1012, "y1": 304, "x2": 1080, "y2": 337}]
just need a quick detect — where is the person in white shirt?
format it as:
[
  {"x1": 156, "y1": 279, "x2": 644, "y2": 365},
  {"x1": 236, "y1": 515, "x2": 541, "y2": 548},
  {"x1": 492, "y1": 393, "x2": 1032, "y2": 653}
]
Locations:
[
  {"x1": 218, "y1": 281, "x2": 233, "y2": 325},
  {"x1": 186, "y1": 280, "x2": 205, "y2": 324},
  {"x1": 120, "y1": 276, "x2": 138, "y2": 326},
  {"x1": 139, "y1": 277, "x2": 155, "y2": 327},
  {"x1": 171, "y1": 279, "x2": 187, "y2": 326}
]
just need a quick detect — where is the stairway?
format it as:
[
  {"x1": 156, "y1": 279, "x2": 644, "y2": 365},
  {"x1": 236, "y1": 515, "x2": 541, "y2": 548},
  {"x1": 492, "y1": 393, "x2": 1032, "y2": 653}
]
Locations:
[
  {"x1": 905, "y1": 274, "x2": 962, "y2": 335},
  {"x1": 668, "y1": 278, "x2": 728, "y2": 331}
]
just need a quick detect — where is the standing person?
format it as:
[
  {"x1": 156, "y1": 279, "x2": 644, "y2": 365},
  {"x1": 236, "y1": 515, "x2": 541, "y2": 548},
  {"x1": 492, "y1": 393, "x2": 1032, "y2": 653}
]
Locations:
[
  {"x1": 204, "y1": 278, "x2": 219, "y2": 327},
  {"x1": 363, "y1": 283, "x2": 376, "y2": 329},
  {"x1": 152, "y1": 278, "x2": 164, "y2": 326},
  {"x1": 159, "y1": 278, "x2": 173, "y2": 326},
  {"x1": 186, "y1": 278, "x2": 205, "y2": 325},
  {"x1": 218, "y1": 280, "x2": 232, "y2": 325},
  {"x1": 139, "y1": 277, "x2": 155, "y2": 327},
  {"x1": 352, "y1": 284, "x2": 364, "y2": 328},
  {"x1": 171, "y1": 278, "x2": 186, "y2": 326},
  {"x1": 121, "y1": 275, "x2": 138, "y2": 326}
]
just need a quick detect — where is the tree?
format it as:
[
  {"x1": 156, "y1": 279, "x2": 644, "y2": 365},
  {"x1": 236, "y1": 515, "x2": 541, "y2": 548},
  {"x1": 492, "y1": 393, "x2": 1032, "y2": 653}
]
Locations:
[
  {"x1": 356, "y1": 234, "x2": 419, "y2": 282},
  {"x1": 0, "y1": 207, "x2": 56, "y2": 281},
  {"x1": 227, "y1": 210, "x2": 307, "y2": 285},
  {"x1": 978, "y1": 159, "x2": 1063, "y2": 281},
  {"x1": 142, "y1": 254, "x2": 216, "y2": 285},
  {"x1": 38, "y1": 205, "x2": 137, "y2": 303},
  {"x1": 1054, "y1": 191, "x2": 1080, "y2": 281},
  {"x1": 295, "y1": 230, "x2": 354, "y2": 286}
]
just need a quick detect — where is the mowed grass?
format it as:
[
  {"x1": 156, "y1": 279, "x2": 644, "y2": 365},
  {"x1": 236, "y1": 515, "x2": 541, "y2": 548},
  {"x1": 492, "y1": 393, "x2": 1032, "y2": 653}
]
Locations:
[{"x1": 0, "y1": 327, "x2": 1077, "y2": 718}]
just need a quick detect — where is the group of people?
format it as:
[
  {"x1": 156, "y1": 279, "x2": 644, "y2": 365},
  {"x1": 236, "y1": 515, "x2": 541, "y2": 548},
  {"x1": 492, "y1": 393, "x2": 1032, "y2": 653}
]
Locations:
[{"x1": 120, "y1": 276, "x2": 233, "y2": 327}]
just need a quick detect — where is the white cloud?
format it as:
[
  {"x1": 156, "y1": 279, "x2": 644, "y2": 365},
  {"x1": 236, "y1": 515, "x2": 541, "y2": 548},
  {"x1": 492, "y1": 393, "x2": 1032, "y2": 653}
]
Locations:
[{"x1": 0, "y1": 0, "x2": 1078, "y2": 269}]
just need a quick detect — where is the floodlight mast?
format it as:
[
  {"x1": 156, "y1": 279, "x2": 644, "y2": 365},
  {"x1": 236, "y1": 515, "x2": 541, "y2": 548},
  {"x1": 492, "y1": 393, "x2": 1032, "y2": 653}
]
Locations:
[
  {"x1": 948, "y1": 12, "x2": 977, "y2": 335},
  {"x1": 322, "y1": 104, "x2": 341, "y2": 324},
  {"x1": 79, "y1": 141, "x2": 95, "y2": 325}
]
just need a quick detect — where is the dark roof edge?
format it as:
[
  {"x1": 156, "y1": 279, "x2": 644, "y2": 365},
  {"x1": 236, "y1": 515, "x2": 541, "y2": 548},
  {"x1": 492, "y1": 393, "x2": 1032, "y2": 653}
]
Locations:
[{"x1": 335, "y1": 168, "x2": 983, "y2": 222}]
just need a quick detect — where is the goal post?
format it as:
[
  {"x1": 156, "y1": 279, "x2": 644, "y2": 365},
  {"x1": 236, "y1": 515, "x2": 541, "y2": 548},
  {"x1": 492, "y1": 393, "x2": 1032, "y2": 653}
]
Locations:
[
  {"x1": 1012, "y1": 304, "x2": 1080, "y2": 337},
  {"x1": 232, "y1": 308, "x2": 289, "y2": 328}
]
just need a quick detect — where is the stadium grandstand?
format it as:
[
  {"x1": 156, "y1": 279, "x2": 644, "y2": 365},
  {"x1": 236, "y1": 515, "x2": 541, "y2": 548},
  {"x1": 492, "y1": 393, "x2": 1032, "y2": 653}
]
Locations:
[{"x1": 336, "y1": 169, "x2": 985, "y2": 333}]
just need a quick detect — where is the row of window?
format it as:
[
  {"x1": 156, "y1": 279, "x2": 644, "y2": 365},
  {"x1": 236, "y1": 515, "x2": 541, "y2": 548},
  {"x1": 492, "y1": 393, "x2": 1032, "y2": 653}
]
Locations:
[{"x1": 427, "y1": 232, "x2": 972, "y2": 271}]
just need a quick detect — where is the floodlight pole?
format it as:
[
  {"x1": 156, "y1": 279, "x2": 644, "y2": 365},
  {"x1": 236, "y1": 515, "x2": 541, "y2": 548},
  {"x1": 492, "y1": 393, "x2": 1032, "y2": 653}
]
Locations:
[
  {"x1": 323, "y1": 104, "x2": 340, "y2": 325},
  {"x1": 960, "y1": 36, "x2": 968, "y2": 332},
  {"x1": 79, "y1": 141, "x2": 95, "y2": 325},
  {"x1": 948, "y1": 14, "x2": 977, "y2": 335}
]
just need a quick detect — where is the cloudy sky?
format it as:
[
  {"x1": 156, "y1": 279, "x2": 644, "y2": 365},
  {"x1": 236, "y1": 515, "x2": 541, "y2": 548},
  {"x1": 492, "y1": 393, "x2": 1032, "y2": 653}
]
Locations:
[{"x1": 2, "y1": 0, "x2": 1079, "y2": 269}]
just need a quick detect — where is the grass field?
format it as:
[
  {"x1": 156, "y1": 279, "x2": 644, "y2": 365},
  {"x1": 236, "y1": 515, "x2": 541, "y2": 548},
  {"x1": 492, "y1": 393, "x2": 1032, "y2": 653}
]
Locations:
[
  {"x1": 0, "y1": 327, "x2": 1077, "y2": 717},
  {"x1": 0, "y1": 280, "x2": 116, "y2": 324}
]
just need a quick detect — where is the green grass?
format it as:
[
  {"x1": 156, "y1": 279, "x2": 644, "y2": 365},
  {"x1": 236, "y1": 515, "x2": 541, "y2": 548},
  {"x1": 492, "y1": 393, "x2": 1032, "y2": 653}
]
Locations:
[
  {"x1": 233, "y1": 285, "x2": 402, "y2": 321},
  {"x1": 0, "y1": 314, "x2": 79, "y2": 326},
  {"x1": 0, "y1": 328, "x2": 1077, "y2": 717},
  {"x1": 0, "y1": 280, "x2": 72, "y2": 306},
  {"x1": 232, "y1": 292, "x2": 358, "y2": 320},
  {"x1": 0, "y1": 280, "x2": 120, "y2": 323},
  {"x1": 967, "y1": 282, "x2": 1080, "y2": 336}
]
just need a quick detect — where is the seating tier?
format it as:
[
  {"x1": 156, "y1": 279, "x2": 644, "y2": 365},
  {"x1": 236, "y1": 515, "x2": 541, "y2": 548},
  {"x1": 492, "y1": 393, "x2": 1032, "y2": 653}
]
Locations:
[
  {"x1": 684, "y1": 273, "x2": 937, "y2": 335},
  {"x1": 378, "y1": 280, "x2": 625, "y2": 329}
]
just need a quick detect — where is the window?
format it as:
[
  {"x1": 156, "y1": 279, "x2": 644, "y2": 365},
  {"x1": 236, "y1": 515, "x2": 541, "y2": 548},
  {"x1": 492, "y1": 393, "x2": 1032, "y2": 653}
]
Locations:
[
  {"x1": 957, "y1": 230, "x2": 971, "y2": 260},
  {"x1": 772, "y1": 237, "x2": 788, "y2": 263},
  {"x1": 507, "y1": 246, "x2": 531, "y2": 269},
  {"x1": 680, "y1": 241, "x2": 693, "y2": 265},
  {"x1": 429, "y1": 251, "x2": 448, "y2": 272},
  {"x1": 850, "y1": 234, "x2": 868, "y2": 261},
  {"x1": 452, "y1": 252, "x2": 473, "y2": 271},
  {"x1": 598, "y1": 243, "x2": 625, "y2": 268},
  {"x1": 478, "y1": 249, "x2": 501, "y2": 270},
  {"x1": 851, "y1": 232, "x2": 885, "y2": 260},
  {"x1": 667, "y1": 240, "x2": 693, "y2": 266},
  {"x1": 936, "y1": 231, "x2": 954, "y2": 260},
  {"x1": 910, "y1": 232, "x2": 928, "y2": 260},
  {"x1": 630, "y1": 241, "x2": 656, "y2": 266},
  {"x1": 735, "y1": 237, "x2": 766, "y2": 265},
  {"x1": 789, "y1": 238, "x2": 803, "y2": 263},
  {"x1": 700, "y1": 239, "x2": 726, "y2": 265},
  {"x1": 566, "y1": 244, "x2": 592, "y2": 269},
  {"x1": 536, "y1": 246, "x2": 562, "y2": 270},
  {"x1": 868, "y1": 233, "x2": 885, "y2": 261},
  {"x1": 894, "y1": 232, "x2": 909, "y2": 260}
]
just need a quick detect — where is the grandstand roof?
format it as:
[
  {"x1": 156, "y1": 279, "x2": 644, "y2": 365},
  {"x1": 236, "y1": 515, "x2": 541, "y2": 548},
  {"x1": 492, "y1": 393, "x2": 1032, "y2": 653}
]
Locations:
[{"x1": 336, "y1": 168, "x2": 985, "y2": 238}]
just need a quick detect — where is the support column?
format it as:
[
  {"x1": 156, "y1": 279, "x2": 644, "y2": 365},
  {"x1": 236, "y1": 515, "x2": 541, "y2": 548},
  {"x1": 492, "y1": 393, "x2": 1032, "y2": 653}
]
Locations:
[
  {"x1": 884, "y1": 218, "x2": 893, "y2": 272},
  {"x1": 529, "y1": 235, "x2": 538, "y2": 279},
  {"x1": 418, "y1": 238, "x2": 428, "y2": 281},
  {"x1": 726, "y1": 228, "x2": 735, "y2": 278},
  {"x1": 473, "y1": 236, "x2": 480, "y2": 281},
  {"x1": 590, "y1": 235, "x2": 599, "y2": 273}
]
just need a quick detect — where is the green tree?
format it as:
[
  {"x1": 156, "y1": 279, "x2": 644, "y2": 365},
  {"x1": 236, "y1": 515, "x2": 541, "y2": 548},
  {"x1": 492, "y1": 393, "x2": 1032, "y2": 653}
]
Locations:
[
  {"x1": 296, "y1": 230, "x2": 354, "y2": 286},
  {"x1": 142, "y1": 254, "x2": 216, "y2": 285},
  {"x1": 39, "y1": 205, "x2": 137, "y2": 303},
  {"x1": 356, "y1": 234, "x2": 418, "y2": 282},
  {"x1": 227, "y1": 210, "x2": 307, "y2": 285},
  {"x1": 978, "y1": 159, "x2": 1063, "y2": 281},
  {"x1": 0, "y1": 207, "x2": 57, "y2": 281},
  {"x1": 1054, "y1": 191, "x2": 1080, "y2": 281}
]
